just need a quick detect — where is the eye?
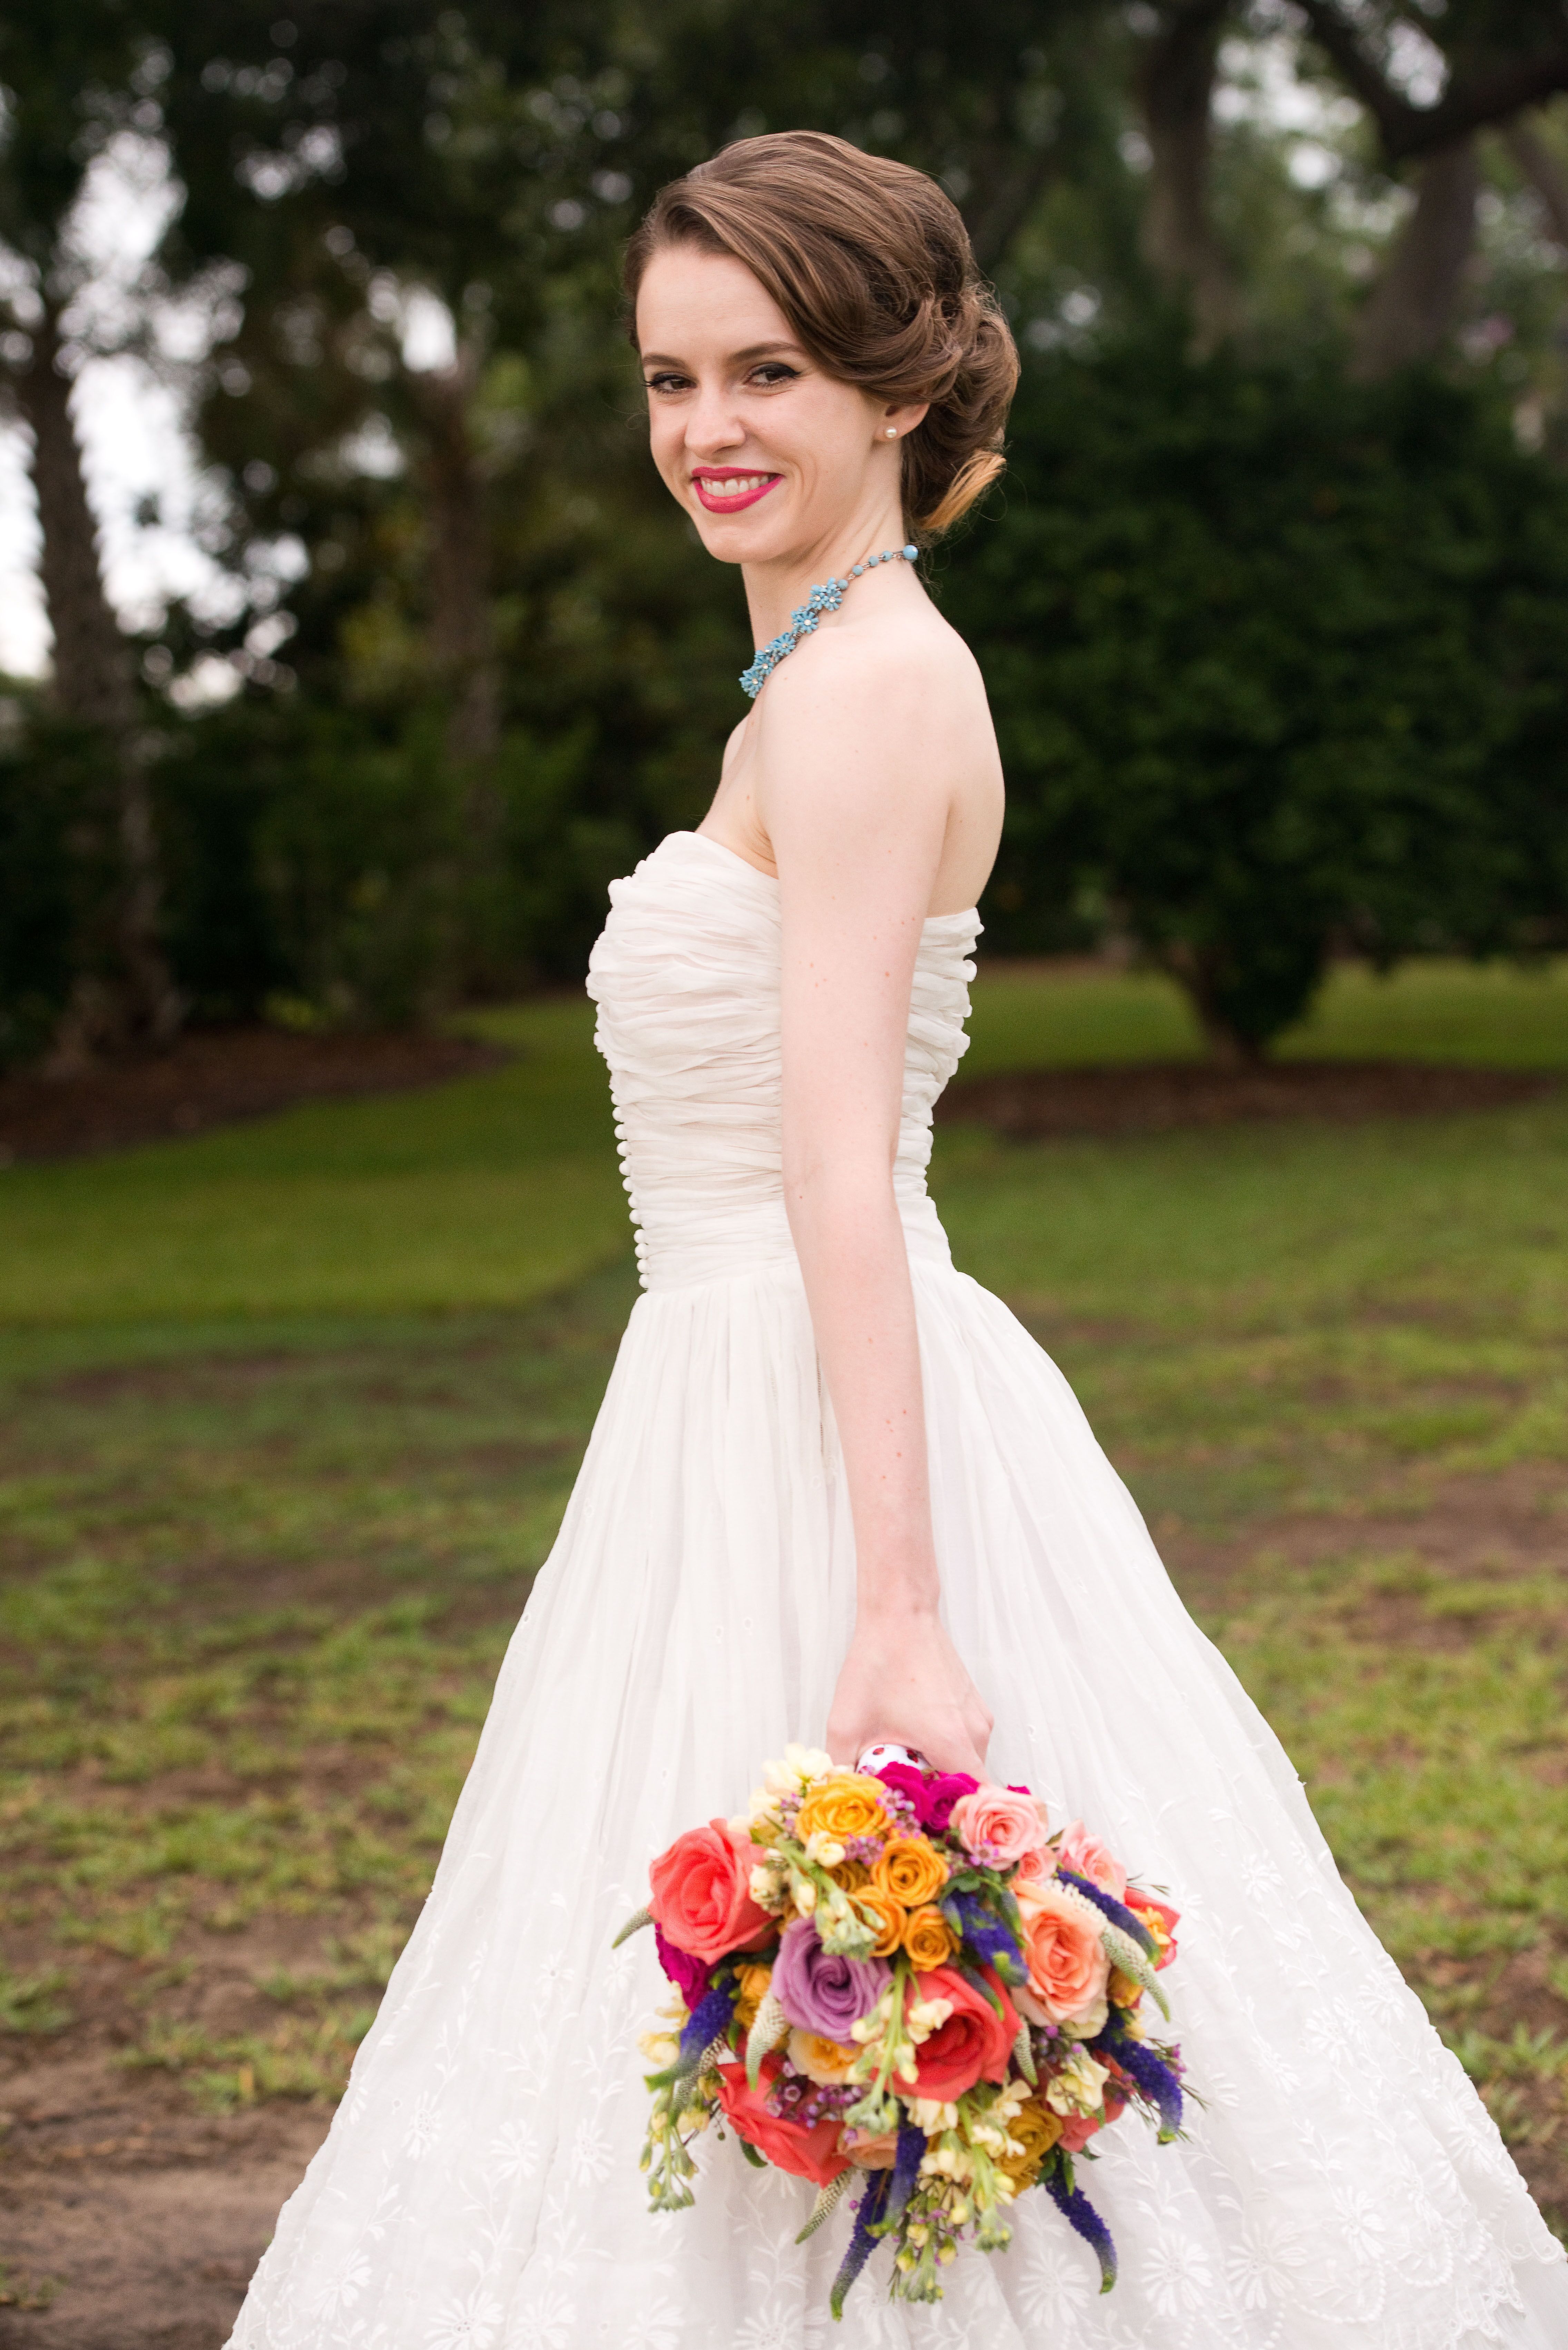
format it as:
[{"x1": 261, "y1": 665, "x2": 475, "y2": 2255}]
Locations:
[
  {"x1": 749, "y1": 363, "x2": 800, "y2": 388},
  {"x1": 644, "y1": 371, "x2": 691, "y2": 396}
]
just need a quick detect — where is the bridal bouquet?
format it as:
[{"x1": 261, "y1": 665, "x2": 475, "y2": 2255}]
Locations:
[{"x1": 615, "y1": 1744, "x2": 1186, "y2": 2316}]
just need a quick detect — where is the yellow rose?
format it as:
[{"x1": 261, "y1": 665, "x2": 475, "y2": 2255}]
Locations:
[
  {"x1": 1108, "y1": 1967, "x2": 1143, "y2": 2010},
  {"x1": 902, "y1": 1904, "x2": 957, "y2": 1971},
  {"x1": 733, "y1": 1962, "x2": 773, "y2": 2031},
  {"x1": 998, "y1": 2096, "x2": 1064, "y2": 2186},
  {"x1": 872, "y1": 1836, "x2": 949, "y2": 1910},
  {"x1": 828, "y1": 1856, "x2": 872, "y2": 1892},
  {"x1": 853, "y1": 1888, "x2": 907, "y2": 1958},
  {"x1": 788, "y1": 2027, "x2": 859, "y2": 2085},
  {"x1": 796, "y1": 1775, "x2": 889, "y2": 1845}
]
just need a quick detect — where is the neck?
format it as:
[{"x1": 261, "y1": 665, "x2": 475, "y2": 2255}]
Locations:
[{"x1": 739, "y1": 499, "x2": 914, "y2": 647}]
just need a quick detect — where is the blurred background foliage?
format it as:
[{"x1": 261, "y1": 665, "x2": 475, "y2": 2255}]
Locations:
[{"x1": 1, "y1": 0, "x2": 1568, "y2": 1063}]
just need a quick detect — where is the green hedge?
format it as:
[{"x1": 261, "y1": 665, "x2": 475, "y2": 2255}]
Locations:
[{"x1": 949, "y1": 332, "x2": 1568, "y2": 1052}]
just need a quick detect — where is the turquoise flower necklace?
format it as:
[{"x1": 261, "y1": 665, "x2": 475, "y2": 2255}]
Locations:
[{"x1": 739, "y1": 543, "x2": 920, "y2": 701}]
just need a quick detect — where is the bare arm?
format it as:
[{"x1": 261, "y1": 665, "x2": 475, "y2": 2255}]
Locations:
[{"x1": 758, "y1": 643, "x2": 993, "y2": 1777}]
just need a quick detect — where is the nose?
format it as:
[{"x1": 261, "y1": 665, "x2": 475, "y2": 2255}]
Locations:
[{"x1": 685, "y1": 378, "x2": 746, "y2": 458}]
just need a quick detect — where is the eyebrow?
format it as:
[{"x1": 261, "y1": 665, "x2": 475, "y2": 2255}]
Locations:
[{"x1": 638, "y1": 340, "x2": 808, "y2": 369}]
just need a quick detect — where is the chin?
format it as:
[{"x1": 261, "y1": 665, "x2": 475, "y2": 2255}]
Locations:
[{"x1": 689, "y1": 509, "x2": 795, "y2": 566}]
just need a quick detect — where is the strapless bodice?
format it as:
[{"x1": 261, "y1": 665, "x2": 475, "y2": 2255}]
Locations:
[{"x1": 586, "y1": 831, "x2": 980, "y2": 1290}]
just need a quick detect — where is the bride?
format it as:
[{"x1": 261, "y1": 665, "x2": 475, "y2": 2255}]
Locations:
[{"x1": 230, "y1": 131, "x2": 1567, "y2": 2349}]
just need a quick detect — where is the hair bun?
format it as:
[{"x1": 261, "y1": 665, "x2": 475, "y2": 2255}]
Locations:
[{"x1": 625, "y1": 130, "x2": 1020, "y2": 541}]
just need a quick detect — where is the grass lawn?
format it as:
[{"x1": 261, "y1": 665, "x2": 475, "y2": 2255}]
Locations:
[{"x1": 2, "y1": 953, "x2": 1567, "y2": 2323}]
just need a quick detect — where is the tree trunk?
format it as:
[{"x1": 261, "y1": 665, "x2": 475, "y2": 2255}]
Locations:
[
  {"x1": 15, "y1": 305, "x2": 180, "y2": 1057},
  {"x1": 1138, "y1": 2, "x2": 1240, "y2": 352},
  {"x1": 1350, "y1": 138, "x2": 1480, "y2": 381},
  {"x1": 409, "y1": 343, "x2": 501, "y2": 773}
]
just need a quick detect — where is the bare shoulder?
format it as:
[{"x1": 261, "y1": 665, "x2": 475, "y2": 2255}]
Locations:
[
  {"x1": 757, "y1": 600, "x2": 992, "y2": 760},
  {"x1": 751, "y1": 597, "x2": 1001, "y2": 908}
]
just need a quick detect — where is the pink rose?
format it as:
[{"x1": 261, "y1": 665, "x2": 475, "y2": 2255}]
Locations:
[
  {"x1": 1014, "y1": 1877, "x2": 1111, "y2": 2028},
  {"x1": 1055, "y1": 1819, "x2": 1128, "y2": 1902},
  {"x1": 949, "y1": 1784, "x2": 1050, "y2": 1869},
  {"x1": 648, "y1": 1818, "x2": 774, "y2": 1966},
  {"x1": 872, "y1": 1763, "x2": 978, "y2": 1832}
]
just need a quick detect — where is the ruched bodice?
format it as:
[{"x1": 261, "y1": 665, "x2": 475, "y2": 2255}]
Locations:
[{"x1": 586, "y1": 831, "x2": 980, "y2": 1290}]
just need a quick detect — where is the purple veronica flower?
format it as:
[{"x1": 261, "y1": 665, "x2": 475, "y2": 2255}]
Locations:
[
  {"x1": 655, "y1": 1925, "x2": 710, "y2": 2010},
  {"x1": 771, "y1": 1917, "x2": 889, "y2": 2041},
  {"x1": 872, "y1": 1763, "x2": 979, "y2": 1832}
]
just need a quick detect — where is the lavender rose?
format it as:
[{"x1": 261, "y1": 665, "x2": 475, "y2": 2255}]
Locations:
[{"x1": 772, "y1": 1918, "x2": 890, "y2": 2041}]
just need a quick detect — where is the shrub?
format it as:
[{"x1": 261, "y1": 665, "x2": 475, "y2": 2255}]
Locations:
[{"x1": 948, "y1": 333, "x2": 1568, "y2": 1056}]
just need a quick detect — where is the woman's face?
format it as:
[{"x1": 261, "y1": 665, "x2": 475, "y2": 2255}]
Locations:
[{"x1": 635, "y1": 243, "x2": 922, "y2": 566}]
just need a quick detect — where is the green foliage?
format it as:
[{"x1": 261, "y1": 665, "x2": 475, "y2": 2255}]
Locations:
[{"x1": 951, "y1": 332, "x2": 1568, "y2": 1053}]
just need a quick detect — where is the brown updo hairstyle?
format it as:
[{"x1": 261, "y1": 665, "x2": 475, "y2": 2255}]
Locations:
[{"x1": 624, "y1": 131, "x2": 1020, "y2": 541}]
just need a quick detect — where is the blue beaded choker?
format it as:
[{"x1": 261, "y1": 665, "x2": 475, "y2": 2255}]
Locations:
[{"x1": 739, "y1": 543, "x2": 920, "y2": 701}]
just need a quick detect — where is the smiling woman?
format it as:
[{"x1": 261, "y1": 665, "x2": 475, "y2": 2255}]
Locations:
[{"x1": 224, "y1": 130, "x2": 1568, "y2": 2350}]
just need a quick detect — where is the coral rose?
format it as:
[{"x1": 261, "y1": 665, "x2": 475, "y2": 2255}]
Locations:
[
  {"x1": 1058, "y1": 2089, "x2": 1126, "y2": 2154},
  {"x1": 853, "y1": 1889, "x2": 905, "y2": 1958},
  {"x1": 998, "y1": 2096, "x2": 1064, "y2": 2186},
  {"x1": 902, "y1": 1904, "x2": 958, "y2": 1971},
  {"x1": 1014, "y1": 1878, "x2": 1111, "y2": 2028},
  {"x1": 950, "y1": 1784, "x2": 1050, "y2": 1869},
  {"x1": 1127, "y1": 1891, "x2": 1180, "y2": 1970},
  {"x1": 796, "y1": 1774, "x2": 889, "y2": 1844},
  {"x1": 1056, "y1": 1820, "x2": 1129, "y2": 1902},
  {"x1": 904, "y1": 1965, "x2": 1018, "y2": 2102},
  {"x1": 649, "y1": 1819, "x2": 775, "y2": 1965},
  {"x1": 715, "y1": 2055, "x2": 849, "y2": 2187},
  {"x1": 872, "y1": 1837, "x2": 949, "y2": 1910}
]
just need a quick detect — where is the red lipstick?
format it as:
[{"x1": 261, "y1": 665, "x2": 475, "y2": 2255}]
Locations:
[{"x1": 692, "y1": 468, "x2": 782, "y2": 514}]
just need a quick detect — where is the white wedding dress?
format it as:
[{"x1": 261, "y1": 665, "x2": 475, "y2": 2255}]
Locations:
[{"x1": 231, "y1": 829, "x2": 1567, "y2": 2350}]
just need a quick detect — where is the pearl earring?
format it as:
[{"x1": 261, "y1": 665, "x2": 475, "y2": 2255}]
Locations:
[{"x1": 885, "y1": 427, "x2": 898, "y2": 439}]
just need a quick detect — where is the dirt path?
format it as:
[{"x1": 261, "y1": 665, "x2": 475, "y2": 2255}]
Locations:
[
  {"x1": 0, "y1": 1027, "x2": 506, "y2": 1164},
  {"x1": 0, "y1": 2053, "x2": 326, "y2": 2345}
]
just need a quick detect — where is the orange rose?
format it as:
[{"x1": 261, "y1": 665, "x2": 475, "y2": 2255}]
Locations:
[
  {"x1": 872, "y1": 1837, "x2": 948, "y2": 1910},
  {"x1": 648, "y1": 1818, "x2": 775, "y2": 1965},
  {"x1": 902, "y1": 1904, "x2": 957, "y2": 1971},
  {"x1": 1014, "y1": 1878, "x2": 1110, "y2": 2028},
  {"x1": 853, "y1": 1889, "x2": 905, "y2": 1958},
  {"x1": 828, "y1": 1857, "x2": 871, "y2": 1893},
  {"x1": 840, "y1": 2125, "x2": 898, "y2": 2168},
  {"x1": 796, "y1": 1776, "x2": 889, "y2": 1844},
  {"x1": 733, "y1": 1962, "x2": 774, "y2": 2030}
]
